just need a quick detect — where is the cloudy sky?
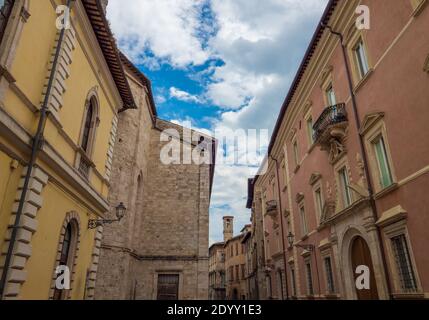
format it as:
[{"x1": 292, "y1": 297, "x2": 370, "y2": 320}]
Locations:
[{"x1": 107, "y1": 0, "x2": 329, "y2": 244}]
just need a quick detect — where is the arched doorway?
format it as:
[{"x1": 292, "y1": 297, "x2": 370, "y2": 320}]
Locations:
[{"x1": 351, "y1": 236, "x2": 379, "y2": 300}]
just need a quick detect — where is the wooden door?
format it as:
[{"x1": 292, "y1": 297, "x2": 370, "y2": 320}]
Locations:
[
  {"x1": 351, "y1": 236, "x2": 379, "y2": 300},
  {"x1": 157, "y1": 274, "x2": 179, "y2": 300}
]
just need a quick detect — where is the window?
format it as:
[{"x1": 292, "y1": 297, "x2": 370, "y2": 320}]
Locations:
[
  {"x1": 235, "y1": 265, "x2": 239, "y2": 282},
  {"x1": 324, "y1": 257, "x2": 335, "y2": 294},
  {"x1": 290, "y1": 266, "x2": 297, "y2": 297},
  {"x1": 326, "y1": 83, "x2": 336, "y2": 106},
  {"x1": 305, "y1": 262, "x2": 314, "y2": 295},
  {"x1": 78, "y1": 97, "x2": 98, "y2": 178},
  {"x1": 299, "y1": 205, "x2": 308, "y2": 236},
  {"x1": 339, "y1": 167, "x2": 352, "y2": 207},
  {"x1": 53, "y1": 219, "x2": 79, "y2": 300},
  {"x1": 354, "y1": 39, "x2": 370, "y2": 79},
  {"x1": 293, "y1": 140, "x2": 299, "y2": 167},
  {"x1": 373, "y1": 136, "x2": 393, "y2": 189},
  {"x1": 391, "y1": 234, "x2": 418, "y2": 292},
  {"x1": 314, "y1": 187, "x2": 324, "y2": 222},
  {"x1": 157, "y1": 274, "x2": 179, "y2": 300},
  {"x1": 81, "y1": 102, "x2": 94, "y2": 152},
  {"x1": 277, "y1": 270, "x2": 284, "y2": 300},
  {"x1": 0, "y1": 0, "x2": 14, "y2": 44},
  {"x1": 241, "y1": 264, "x2": 245, "y2": 279},
  {"x1": 306, "y1": 116, "x2": 314, "y2": 146}
]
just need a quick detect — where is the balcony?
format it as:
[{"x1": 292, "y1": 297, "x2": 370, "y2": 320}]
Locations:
[
  {"x1": 265, "y1": 200, "x2": 278, "y2": 217},
  {"x1": 312, "y1": 103, "x2": 348, "y2": 164}
]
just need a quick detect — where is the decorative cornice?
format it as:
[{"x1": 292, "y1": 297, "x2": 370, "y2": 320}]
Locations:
[{"x1": 359, "y1": 112, "x2": 385, "y2": 136}]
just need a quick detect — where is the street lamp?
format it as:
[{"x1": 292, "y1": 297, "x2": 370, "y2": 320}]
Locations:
[
  {"x1": 286, "y1": 232, "x2": 315, "y2": 251},
  {"x1": 88, "y1": 202, "x2": 127, "y2": 229}
]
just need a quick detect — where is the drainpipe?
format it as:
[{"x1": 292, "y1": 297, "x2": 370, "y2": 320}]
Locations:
[
  {"x1": 269, "y1": 155, "x2": 290, "y2": 300},
  {"x1": 0, "y1": 0, "x2": 74, "y2": 299},
  {"x1": 321, "y1": 22, "x2": 392, "y2": 298}
]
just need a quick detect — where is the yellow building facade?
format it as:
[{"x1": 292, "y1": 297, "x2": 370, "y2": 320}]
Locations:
[{"x1": 0, "y1": 0, "x2": 135, "y2": 299}]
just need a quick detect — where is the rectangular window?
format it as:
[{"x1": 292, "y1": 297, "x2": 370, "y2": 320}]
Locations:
[
  {"x1": 290, "y1": 266, "x2": 297, "y2": 297},
  {"x1": 241, "y1": 264, "x2": 245, "y2": 279},
  {"x1": 354, "y1": 39, "x2": 370, "y2": 78},
  {"x1": 157, "y1": 274, "x2": 179, "y2": 300},
  {"x1": 339, "y1": 167, "x2": 352, "y2": 207},
  {"x1": 326, "y1": 84, "x2": 336, "y2": 106},
  {"x1": 391, "y1": 234, "x2": 418, "y2": 292},
  {"x1": 293, "y1": 140, "x2": 299, "y2": 167},
  {"x1": 305, "y1": 262, "x2": 314, "y2": 296},
  {"x1": 306, "y1": 117, "x2": 314, "y2": 145},
  {"x1": 373, "y1": 136, "x2": 393, "y2": 188},
  {"x1": 235, "y1": 265, "x2": 239, "y2": 282},
  {"x1": 314, "y1": 188, "x2": 324, "y2": 222},
  {"x1": 324, "y1": 257, "x2": 335, "y2": 294},
  {"x1": 300, "y1": 205, "x2": 308, "y2": 236}
]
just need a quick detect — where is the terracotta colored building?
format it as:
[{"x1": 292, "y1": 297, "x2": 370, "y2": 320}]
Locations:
[
  {"x1": 223, "y1": 217, "x2": 249, "y2": 300},
  {"x1": 248, "y1": 0, "x2": 429, "y2": 300}
]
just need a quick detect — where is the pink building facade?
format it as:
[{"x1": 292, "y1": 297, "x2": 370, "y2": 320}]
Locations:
[{"x1": 248, "y1": 0, "x2": 429, "y2": 300}]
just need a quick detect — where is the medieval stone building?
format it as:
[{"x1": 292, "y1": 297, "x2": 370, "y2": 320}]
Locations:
[
  {"x1": 92, "y1": 1, "x2": 215, "y2": 300},
  {"x1": 93, "y1": 52, "x2": 215, "y2": 300}
]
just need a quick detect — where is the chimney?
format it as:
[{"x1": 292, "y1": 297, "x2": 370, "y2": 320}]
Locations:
[
  {"x1": 223, "y1": 216, "x2": 234, "y2": 242},
  {"x1": 100, "y1": 0, "x2": 108, "y2": 14}
]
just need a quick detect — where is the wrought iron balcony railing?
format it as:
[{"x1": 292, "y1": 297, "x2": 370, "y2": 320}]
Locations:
[{"x1": 312, "y1": 103, "x2": 348, "y2": 143}]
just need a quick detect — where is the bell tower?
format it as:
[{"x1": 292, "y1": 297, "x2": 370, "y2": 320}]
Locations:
[{"x1": 223, "y1": 216, "x2": 234, "y2": 242}]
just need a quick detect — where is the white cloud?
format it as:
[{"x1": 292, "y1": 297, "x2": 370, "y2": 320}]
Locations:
[
  {"x1": 107, "y1": 0, "x2": 210, "y2": 68},
  {"x1": 169, "y1": 87, "x2": 203, "y2": 104},
  {"x1": 107, "y1": 0, "x2": 329, "y2": 244}
]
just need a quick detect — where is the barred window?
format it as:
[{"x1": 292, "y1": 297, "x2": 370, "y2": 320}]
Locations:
[
  {"x1": 305, "y1": 262, "x2": 314, "y2": 295},
  {"x1": 324, "y1": 257, "x2": 335, "y2": 294},
  {"x1": 391, "y1": 234, "x2": 418, "y2": 292}
]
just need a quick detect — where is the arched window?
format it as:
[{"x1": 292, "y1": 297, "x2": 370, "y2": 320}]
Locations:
[
  {"x1": 81, "y1": 101, "x2": 94, "y2": 152},
  {"x1": 51, "y1": 215, "x2": 80, "y2": 300},
  {"x1": 77, "y1": 94, "x2": 99, "y2": 178}
]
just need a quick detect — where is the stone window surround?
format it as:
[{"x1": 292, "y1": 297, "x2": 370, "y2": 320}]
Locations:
[
  {"x1": 360, "y1": 113, "x2": 397, "y2": 195},
  {"x1": 345, "y1": 24, "x2": 374, "y2": 90},
  {"x1": 49, "y1": 211, "x2": 81, "y2": 300},
  {"x1": 303, "y1": 256, "x2": 314, "y2": 297},
  {"x1": 311, "y1": 179, "x2": 324, "y2": 227},
  {"x1": 376, "y1": 206, "x2": 423, "y2": 297},
  {"x1": 152, "y1": 268, "x2": 184, "y2": 300},
  {"x1": 74, "y1": 88, "x2": 101, "y2": 178},
  {"x1": 319, "y1": 247, "x2": 337, "y2": 296},
  {"x1": 319, "y1": 66, "x2": 335, "y2": 107}
]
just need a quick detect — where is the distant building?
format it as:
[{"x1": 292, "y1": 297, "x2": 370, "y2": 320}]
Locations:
[{"x1": 209, "y1": 242, "x2": 226, "y2": 300}]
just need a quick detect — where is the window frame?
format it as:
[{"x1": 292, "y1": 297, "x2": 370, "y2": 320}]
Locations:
[
  {"x1": 299, "y1": 202, "x2": 308, "y2": 238},
  {"x1": 304, "y1": 259, "x2": 314, "y2": 296},
  {"x1": 361, "y1": 116, "x2": 397, "y2": 194},
  {"x1": 379, "y1": 216, "x2": 422, "y2": 296},
  {"x1": 346, "y1": 27, "x2": 373, "y2": 89}
]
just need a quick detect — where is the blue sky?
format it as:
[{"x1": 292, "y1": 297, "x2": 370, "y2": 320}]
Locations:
[{"x1": 107, "y1": 0, "x2": 329, "y2": 244}]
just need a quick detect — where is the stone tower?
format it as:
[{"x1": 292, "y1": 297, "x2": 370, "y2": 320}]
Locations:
[{"x1": 223, "y1": 216, "x2": 234, "y2": 242}]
